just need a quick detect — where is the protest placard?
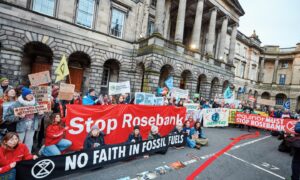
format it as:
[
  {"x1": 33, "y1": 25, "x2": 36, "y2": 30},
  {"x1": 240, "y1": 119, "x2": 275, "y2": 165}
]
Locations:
[
  {"x1": 184, "y1": 103, "x2": 199, "y2": 119},
  {"x1": 58, "y1": 83, "x2": 75, "y2": 101},
  {"x1": 170, "y1": 87, "x2": 189, "y2": 99},
  {"x1": 28, "y1": 71, "x2": 51, "y2": 86},
  {"x1": 109, "y1": 81, "x2": 130, "y2": 95},
  {"x1": 31, "y1": 86, "x2": 50, "y2": 102},
  {"x1": 14, "y1": 104, "x2": 48, "y2": 116},
  {"x1": 135, "y1": 92, "x2": 155, "y2": 105},
  {"x1": 154, "y1": 97, "x2": 164, "y2": 106},
  {"x1": 203, "y1": 108, "x2": 229, "y2": 127}
]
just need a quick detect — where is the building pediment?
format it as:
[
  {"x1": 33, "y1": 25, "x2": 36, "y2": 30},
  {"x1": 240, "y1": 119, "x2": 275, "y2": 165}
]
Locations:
[{"x1": 225, "y1": 0, "x2": 245, "y2": 16}]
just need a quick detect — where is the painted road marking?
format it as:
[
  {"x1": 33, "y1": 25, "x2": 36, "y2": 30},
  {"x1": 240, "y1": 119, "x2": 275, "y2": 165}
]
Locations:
[
  {"x1": 224, "y1": 153, "x2": 285, "y2": 180},
  {"x1": 231, "y1": 135, "x2": 271, "y2": 150},
  {"x1": 261, "y1": 162, "x2": 280, "y2": 171}
]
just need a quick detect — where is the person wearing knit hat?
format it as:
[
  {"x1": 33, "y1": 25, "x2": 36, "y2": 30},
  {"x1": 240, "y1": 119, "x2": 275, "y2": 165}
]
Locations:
[
  {"x1": 3, "y1": 86, "x2": 44, "y2": 152},
  {"x1": 83, "y1": 124, "x2": 105, "y2": 150},
  {"x1": 0, "y1": 77, "x2": 12, "y2": 98},
  {"x1": 128, "y1": 125, "x2": 142, "y2": 143}
]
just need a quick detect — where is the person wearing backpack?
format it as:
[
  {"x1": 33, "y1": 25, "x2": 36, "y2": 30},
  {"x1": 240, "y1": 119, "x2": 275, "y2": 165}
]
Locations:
[{"x1": 291, "y1": 120, "x2": 300, "y2": 180}]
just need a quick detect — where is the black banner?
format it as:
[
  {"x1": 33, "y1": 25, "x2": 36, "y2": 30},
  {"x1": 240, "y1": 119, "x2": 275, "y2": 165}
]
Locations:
[{"x1": 16, "y1": 134, "x2": 185, "y2": 179}]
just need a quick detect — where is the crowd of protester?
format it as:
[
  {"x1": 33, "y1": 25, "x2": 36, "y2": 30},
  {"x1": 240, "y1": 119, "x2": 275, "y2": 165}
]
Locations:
[{"x1": 0, "y1": 77, "x2": 299, "y2": 180}]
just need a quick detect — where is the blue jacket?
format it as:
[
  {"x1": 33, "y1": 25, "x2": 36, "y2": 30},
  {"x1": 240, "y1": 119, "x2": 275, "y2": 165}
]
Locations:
[{"x1": 82, "y1": 95, "x2": 98, "y2": 105}]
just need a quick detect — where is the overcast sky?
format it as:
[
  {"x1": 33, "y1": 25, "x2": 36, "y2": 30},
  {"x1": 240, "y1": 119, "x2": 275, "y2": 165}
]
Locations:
[{"x1": 238, "y1": 0, "x2": 300, "y2": 47}]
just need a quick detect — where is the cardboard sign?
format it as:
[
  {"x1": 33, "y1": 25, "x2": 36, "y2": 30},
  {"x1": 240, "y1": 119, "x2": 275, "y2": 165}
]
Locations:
[
  {"x1": 58, "y1": 83, "x2": 75, "y2": 101},
  {"x1": 109, "y1": 81, "x2": 131, "y2": 95},
  {"x1": 171, "y1": 88, "x2": 189, "y2": 99},
  {"x1": 31, "y1": 86, "x2": 50, "y2": 102},
  {"x1": 257, "y1": 99, "x2": 276, "y2": 106},
  {"x1": 14, "y1": 104, "x2": 48, "y2": 116},
  {"x1": 28, "y1": 71, "x2": 51, "y2": 86}
]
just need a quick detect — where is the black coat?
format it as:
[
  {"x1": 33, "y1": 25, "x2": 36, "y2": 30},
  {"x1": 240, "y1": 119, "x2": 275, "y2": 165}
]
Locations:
[{"x1": 83, "y1": 132, "x2": 105, "y2": 150}]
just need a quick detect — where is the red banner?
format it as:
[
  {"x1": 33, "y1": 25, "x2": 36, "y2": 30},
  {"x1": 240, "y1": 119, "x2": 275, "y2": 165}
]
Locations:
[
  {"x1": 65, "y1": 104, "x2": 186, "y2": 150},
  {"x1": 235, "y1": 112, "x2": 297, "y2": 134}
]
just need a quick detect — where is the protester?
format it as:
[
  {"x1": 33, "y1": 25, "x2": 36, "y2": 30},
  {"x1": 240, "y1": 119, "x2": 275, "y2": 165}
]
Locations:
[
  {"x1": 0, "y1": 78, "x2": 12, "y2": 98},
  {"x1": 171, "y1": 123, "x2": 185, "y2": 149},
  {"x1": 70, "y1": 92, "x2": 82, "y2": 105},
  {"x1": 4, "y1": 87, "x2": 44, "y2": 152},
  {"x1": 84, "y1": 125, "x2": 105, "y2": 150},
  {"x1": 0, "y1": 132, "x2": 38, "y2": 176},
  {"x1": 82, "y1": 89, "x2": 100, "y2": 105},
  {"x1": 281, "y1": 108, "x2": 291, "y2": 119},
  {"x1": 183, "y1": 121, "x2": 200, "y2": 149},
  {"x1": 290, "y1": 120, "x2": 300, "y2": 180},
  {"x1": 124, "y1": 93, "x2": 131, "y2": 104},
  {"x1": 0, "y1": 88, "x2": 17, "y2": 132},
  {"x1": 118, "y1": 95, "x2": 126, "y2": 104},
  {"x1": 39, "y1": 114, "x2": 71, "y2": 156},
  {"x1": 148, "y1": 125, "x2": 161, "y2": 140},
  {"x1": 191, "y1": 121, "x2": 208, "y2": 146},
  {"x1": 127, "y1": 125, "x2": 142, "y2": 143}
]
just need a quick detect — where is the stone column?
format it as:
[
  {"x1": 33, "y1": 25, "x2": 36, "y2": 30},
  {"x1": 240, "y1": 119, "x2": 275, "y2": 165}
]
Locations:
[
  {"x1": 140, "y1": 0, "x2": 151, "y2": 38},
  {"x1": 154, "y1": 0, "x2": 165, "y2": 35},
  {"x1": 228, "y1": 24, "x2": 238, "y2": 64},
  {"x1": 191, "y1": 0, "x2": 204, "y2": 50},
  {"x1": 206, "y1": 7, "x2": 218, "y2": 56},
  {"x1": 174, "y1": 0, "x2": 187, "y2": 43},
  {"x1": 272, "y1": 58, "x2": 279, "y2": 83},
  {"x1": 259, "y1": 58, "x2": 265, "y2": 82},
  {"x1": 163, "y1": 0, "x2": 171, "y2": 39},
  {"x1": 217, "y1": 16, "x2": 229, "y2": 60}
]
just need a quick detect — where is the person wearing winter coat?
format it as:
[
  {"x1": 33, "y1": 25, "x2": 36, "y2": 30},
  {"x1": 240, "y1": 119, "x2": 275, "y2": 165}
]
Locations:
[
  {"x1": 291, "y1": 121, "x2": 300, "y2": 180},
  {"x1": 70, "y1": 92, "x2": 82, "y2": 105},
  {"x1": 127, "y1": 125, "x2": 142, "y2": 143},
  {"x1": 0, "y1": 78, "x2": 12, "y2": 98},
  {"x1": 83, "y1": 125, "x2": 105, "y2": 150},
  {"x1": 0, "y1": 132, "x2": 37, "y2": 177},
  {"x1": 190, "y1": 121, "x2": 208, "y2": 146},
  {"x1": 82, "y1": 89, "x2": 100, "y2": 105},
  {"x1": 40, "y1": 114, "x2": 72, "y2": 156},
  {"x1": 4, "y1": 87, "x2": 44, "y2": 152},
  {"x1": 148, "y1": 125, "x2": 161, "y2": 140},
  {"x1": 0, "y1": 88, "x2": 17, "y2": 133}
]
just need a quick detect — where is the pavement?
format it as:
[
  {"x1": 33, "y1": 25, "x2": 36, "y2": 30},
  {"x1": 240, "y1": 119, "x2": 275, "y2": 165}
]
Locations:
[{"x1": 55, "y1": 127, "x2": 293, "y2": 180}]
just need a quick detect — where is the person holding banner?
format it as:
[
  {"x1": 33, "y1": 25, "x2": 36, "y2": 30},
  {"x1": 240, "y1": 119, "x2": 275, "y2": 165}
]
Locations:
[
  {"x1": 4, "y1": 87, "x2": 44, "y2": 152},
  {"x1": 183, "y1": 121, "x2": 201, "y2": 149},
  {"x1": 0, "y1": 132, "x2": 38, "y2": 177},
  {"x1": 118, "y1": 95, "x2": 126, "y2": 104},
  {"x1": 127, "y1": 125, "x2": 142, "y2": 143},
  {"x1": 148, "y1": 125, "x2": 161, "y2": 140},
  {"x1": 83, "y1": 125, "x2": 105, "y2": 150},
  {"x1": 39, "y1": 114, "x2": 71, "y2": 156},
  {"x1": 190, "y1": 121, "x2": 208, "y2": 146}
]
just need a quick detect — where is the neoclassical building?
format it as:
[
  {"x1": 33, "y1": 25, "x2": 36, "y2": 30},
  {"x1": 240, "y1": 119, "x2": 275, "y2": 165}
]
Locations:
[
  {"x1": 1, "y1": 0, "x2": 299, "y2": 111},
  {"x1": 0, "y1": 0, "x2": 243, "y2": 98}
]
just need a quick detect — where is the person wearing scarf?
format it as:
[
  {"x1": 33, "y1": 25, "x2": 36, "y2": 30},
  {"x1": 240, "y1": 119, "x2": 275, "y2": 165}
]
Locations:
[{"x1": 4, "y1": 87, "x2": 44, "y2": 152}]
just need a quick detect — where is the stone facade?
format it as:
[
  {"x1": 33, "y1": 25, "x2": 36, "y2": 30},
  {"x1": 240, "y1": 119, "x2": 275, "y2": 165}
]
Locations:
[{"x1": 0, "y1": 0, "x2": 244, "y2": 99}]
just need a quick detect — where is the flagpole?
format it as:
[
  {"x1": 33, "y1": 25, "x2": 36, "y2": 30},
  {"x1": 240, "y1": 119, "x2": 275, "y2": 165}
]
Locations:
[{"x1": 68, "y1": 74, "x2": 72, "y2": 84}]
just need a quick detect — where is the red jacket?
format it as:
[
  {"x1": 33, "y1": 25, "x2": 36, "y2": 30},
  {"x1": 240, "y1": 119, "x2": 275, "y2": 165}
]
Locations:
[
  {"x1": 45, "y1": 124, "x2": 65, "y2": 146},
  {"x1": 0, "y1": 143, "x2": 33, "y2": 174}
]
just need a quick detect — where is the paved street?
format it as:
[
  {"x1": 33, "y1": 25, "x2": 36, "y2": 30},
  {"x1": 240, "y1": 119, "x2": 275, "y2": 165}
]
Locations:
[{"x1": 55, "y1": 127, "x2": 292, "y2": 180}]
